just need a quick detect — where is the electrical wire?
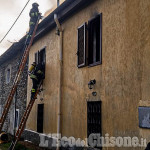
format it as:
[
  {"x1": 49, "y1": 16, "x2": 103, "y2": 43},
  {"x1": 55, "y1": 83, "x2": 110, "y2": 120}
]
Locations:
[{"x1": 0, "y1": 0, "x2": 31, "y2": 44}]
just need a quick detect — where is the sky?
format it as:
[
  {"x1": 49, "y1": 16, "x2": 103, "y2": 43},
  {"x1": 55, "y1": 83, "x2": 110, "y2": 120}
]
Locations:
[{"x1": 0, "y1": 0, "x2": 57, "y2": 56}]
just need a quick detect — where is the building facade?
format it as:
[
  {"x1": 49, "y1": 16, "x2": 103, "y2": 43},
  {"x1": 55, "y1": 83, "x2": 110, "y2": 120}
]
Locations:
[
  {"x1": 0, "y1": 41, "x2": 28, "y2": 135},
  {"x1": 23, "y1": 0, "x2": 150, "y2": 149}
]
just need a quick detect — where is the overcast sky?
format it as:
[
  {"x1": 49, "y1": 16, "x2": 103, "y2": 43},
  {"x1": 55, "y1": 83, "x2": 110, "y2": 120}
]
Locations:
[{"x1": 0, "y1": 0, "x2": 57, "y2": 56}]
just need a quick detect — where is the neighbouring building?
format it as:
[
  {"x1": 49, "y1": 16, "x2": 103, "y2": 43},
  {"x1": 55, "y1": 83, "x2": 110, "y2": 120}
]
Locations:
[
  {"x1": 0, "y1": 39, "x2": 28, "y2": 135},
  {"x1": 19, "y1": 0, "x2": 150, "y2": 149}
]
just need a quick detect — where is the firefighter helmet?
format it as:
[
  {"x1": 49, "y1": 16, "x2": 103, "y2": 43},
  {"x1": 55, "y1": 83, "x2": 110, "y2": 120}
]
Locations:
[
  {"x1": 32, "y1": 62, "x2": 36, "y2": 66},
  {"x1": 32, "y1": 2, "x2": 39, "y2": 7}
]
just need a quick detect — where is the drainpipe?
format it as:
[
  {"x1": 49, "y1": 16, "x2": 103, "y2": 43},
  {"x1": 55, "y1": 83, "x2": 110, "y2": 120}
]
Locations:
[
  {"x1": 54, "y1": 14, "x2": 63, "y2": 150},
  {"x1": 57, "y1": 0, "x2": 60, "y2": 7}
]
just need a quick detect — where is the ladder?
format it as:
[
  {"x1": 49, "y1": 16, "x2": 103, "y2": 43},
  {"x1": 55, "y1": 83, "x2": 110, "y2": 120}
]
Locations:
[
  {"x1": 0, "y1": 16, "x2": 40, "y2": 132},
  {"x1": 8, "y1": 81, "x2": 43, "y2": 150}
]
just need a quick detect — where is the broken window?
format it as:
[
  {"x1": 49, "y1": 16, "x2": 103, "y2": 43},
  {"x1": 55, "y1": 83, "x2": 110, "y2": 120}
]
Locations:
[
  {"x1": 39, "y1": 48, "x2": 46, "y2": 64},
  {"x1": 35, "y1": 48, "x2": 46, "y2": 64},
  {"x1": 37, "y1": 104, "x2": 44, "y2": 133},
  {"x1": 88, "y1": 14, "x2": 102, "y2": 66},
  {"x1": 35, "y1": 48, "x2": 46, "y2": 75}
]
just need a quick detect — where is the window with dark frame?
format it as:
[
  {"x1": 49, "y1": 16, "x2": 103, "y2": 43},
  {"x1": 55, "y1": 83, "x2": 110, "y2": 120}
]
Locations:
[
  {"x1": 6, "y1": 65, "x2": 11, "y2": 84},
  {"x1": 0, "y1": 72, "x2": 1, "y2": 88},
  {"x1": 87, "y1": 101, "x2": 102, "y2": 148},
  {"x1": 88, "y1": 14, "x2": 102, "y2": 66},
  {"x1": 77, "y1": 13, "x2": 102, "y2": 68},
  {"x1": 77, "y1": 23, "x2": 87, "y2": 68},
  {"x1": 34, "y1": 48, "x2": 46, "y2": 74},
  {"x1": 35, "y1": 48, "x2": 46, "y2": 64},
  {"x1": 37, "y1": 104, "x2": 44, "y2": 133},
  {"x1": 39, "y1": 48, "x2": 46, "y2": 64},
  {"x1": 0, "y1": 105, "x2": 2, "y2": 117},
  {"x1": 14, "y1": 109, "x2": 19, "y2": 130}
]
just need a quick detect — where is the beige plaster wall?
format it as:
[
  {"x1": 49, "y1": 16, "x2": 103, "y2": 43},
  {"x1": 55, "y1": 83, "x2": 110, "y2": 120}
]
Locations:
[{"x1": 26, "y1": 0, "x2": 150, "y2": 149}]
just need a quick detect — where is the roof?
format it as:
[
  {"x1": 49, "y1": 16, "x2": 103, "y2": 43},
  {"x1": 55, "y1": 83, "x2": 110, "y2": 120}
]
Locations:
[
  {"x1": 0, "y1": 40, "x2": 25, "y2": 65},
  {"x1": 34, "y1": 0, "x2": 96, "y2": 41},
  {"x1": 0, "y1": 0, "x2": 96, "y2": 65}
]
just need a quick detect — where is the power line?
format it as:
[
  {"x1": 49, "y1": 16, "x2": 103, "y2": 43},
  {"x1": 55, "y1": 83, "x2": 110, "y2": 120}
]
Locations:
[{"x1": 0, "y1": 0, "x2": 31, "y2": 44}]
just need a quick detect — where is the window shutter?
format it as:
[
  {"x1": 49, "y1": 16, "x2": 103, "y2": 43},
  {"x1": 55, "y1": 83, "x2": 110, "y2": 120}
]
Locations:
[
  {"x1": 35, "y1": 52, "x2": 38, "y2": 64},
  {"x1": 99, "y1": 13, "x2": 102, "y2": 64},
  {"x1": 77, "y1": 23, "x2": 87, "y2": 68}
]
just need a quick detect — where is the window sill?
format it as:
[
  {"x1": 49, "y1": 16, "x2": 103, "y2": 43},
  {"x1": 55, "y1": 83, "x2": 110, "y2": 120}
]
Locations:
[
  {"x1": 77, "y1": 64, "x2": 86, "y2": 68},
  {"x1": 88, "y1": 61, "x2": 102, "y2": 67}
]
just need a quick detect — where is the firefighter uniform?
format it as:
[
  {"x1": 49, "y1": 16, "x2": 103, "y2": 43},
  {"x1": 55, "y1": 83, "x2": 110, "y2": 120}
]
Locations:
[
  {"x1": 26, "y1": 3, "x2": 40, "y2": 45},
  {"x1": 29, "y1": 62, "x2": 45, "y2": 100},
  {"x1": 28, "y1": 62, "x2": 36, "y2": 73}
]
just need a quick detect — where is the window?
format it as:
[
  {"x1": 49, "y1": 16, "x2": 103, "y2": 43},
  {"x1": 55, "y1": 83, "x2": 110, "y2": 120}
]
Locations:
[
  {"x1": 0, "y1": 72, "x2": 1, "y2": 88},
  {"x1": 87, "y1": 101, "x2": 102, "y2": 139},
  {"x1": 35, "y1": 48, "x2": 46, "y2": 64},
  {"x1": 77, "y1": 13, "x2": 102, "y2": 67},
  {"x1": 37, "y1": 104, "x2": 44, "y2": 133},
  {"x1": 5, "y1": 65, "x2": 11, "y2": 84},
  {"x1": 14, "y1": 109, "x2": 19, "y2": 130},
  {"x1": 77, "y1": 23, "x2": 87, "y2": 67},
  {"x1": 0, "y1": 105, "x2": 2, "y2": 117},
  {"x1": 88, "y1": 14, "x2": 102, "y2": 66},
  {"x1": 35, "y1": 48, "x2": 46, "y2": 74},
  {"x1": 39, "y1": 48, "x2": 46, "y2": 64}
]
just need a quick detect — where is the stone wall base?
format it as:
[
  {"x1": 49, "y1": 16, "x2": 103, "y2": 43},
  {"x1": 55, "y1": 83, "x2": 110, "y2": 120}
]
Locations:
[{"x1": 24, "y1": 129, "x2": 99, "y2": 150}]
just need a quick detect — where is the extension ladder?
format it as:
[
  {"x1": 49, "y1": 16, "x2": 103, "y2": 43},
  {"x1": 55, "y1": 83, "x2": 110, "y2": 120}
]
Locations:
[
  {"x1": 0, "y1": 16, "x2": 40, "y2": 132},
  {"x1": 8, "y1": 81, "x2": 43, "y2": 150}
]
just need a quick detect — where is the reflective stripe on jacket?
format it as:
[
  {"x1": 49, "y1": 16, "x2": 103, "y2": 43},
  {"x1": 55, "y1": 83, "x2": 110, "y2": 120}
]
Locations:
[
  {"x1": 30, "y1": 12, "x2": 38, "y2": 17},
  {"x1": 37, "y1": 70, "x2": 43, "y2": 75},
  {"x1": 29, "y1": 22, "x2": 35, "y2": 26},
  {"x1": 32, "y1": 89, "x2": 36, "y2": 92},
  {"x1": 29, "y1": 7, "x2": 39, "y2": 23},
  {"x1": 30, "y1": 74, "x2": 38, "y2": 80}
]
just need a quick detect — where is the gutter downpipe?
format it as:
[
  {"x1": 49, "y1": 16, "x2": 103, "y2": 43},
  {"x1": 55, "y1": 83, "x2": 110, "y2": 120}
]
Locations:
[
  {"x1": 57, "y1": 0, "x2": 60, "y2": 7},
  {"x1": 54, "y1": 14, "x2": 63, "y2": 150}
]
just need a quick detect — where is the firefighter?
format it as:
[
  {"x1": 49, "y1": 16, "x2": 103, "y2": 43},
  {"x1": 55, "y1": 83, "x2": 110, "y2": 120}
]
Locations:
[
  {"x1": 29, "y1": 62, "x2": 45, "y2": 100},
  {"x1": 26, "y1": 2, "x2": 41, "y2": 45},
  {"x1": 28, "y1": 62, "x2": 36, "y2": 73}
]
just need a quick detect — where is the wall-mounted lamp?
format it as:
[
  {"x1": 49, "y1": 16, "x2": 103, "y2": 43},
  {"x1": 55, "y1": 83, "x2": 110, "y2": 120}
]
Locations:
[{"x1": 88, "y1": 79, "x2": 96, "y2": 89}]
